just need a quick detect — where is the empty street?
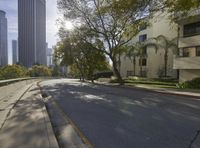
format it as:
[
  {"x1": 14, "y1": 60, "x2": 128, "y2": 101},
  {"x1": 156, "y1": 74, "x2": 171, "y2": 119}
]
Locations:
[{"x1": 40, "y1": 79, "x2": 200, "y2": 148}]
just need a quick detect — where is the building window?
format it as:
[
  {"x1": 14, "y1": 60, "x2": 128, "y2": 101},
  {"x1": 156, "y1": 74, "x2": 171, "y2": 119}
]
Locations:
[
  {"x1": 139, "y1": 58, "x2": 147, "y2": 66},
  {"x1": 183, "y1": 21, "x2": 200, "y2": 37},
  {"x1": 139, "y1": 34, "x2": 147, "y2": 42},
  {"x1": 196, "y1": 47, "x2": 200, "y2": 56},
  {"x1": 182, "y1": 48, "x2": 190, "y2": 57},
  {"x1": 182, "y1": 47, "x2": 200, "y2": 57}
]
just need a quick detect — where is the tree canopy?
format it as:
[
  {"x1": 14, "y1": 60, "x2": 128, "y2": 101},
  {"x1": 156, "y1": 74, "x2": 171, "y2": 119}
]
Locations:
[
  {"x1": 28, "y1": 65, "x2": 52, "y2": 77},
  {"x1": 54, "y1": 27, "x2": 109, "y2": 81},
  {"x1": 57, "y1": 0, "x2": 154, "y2": 83},
  {"x1": 0, "y1": 65, "x2": 27, "y2": 80},
  {"x1": 105, "y1": 0, "x2": 200, "y2": 13},
  {"x1": 57, "y1": 0, "x2": 200, "y2": 83}
]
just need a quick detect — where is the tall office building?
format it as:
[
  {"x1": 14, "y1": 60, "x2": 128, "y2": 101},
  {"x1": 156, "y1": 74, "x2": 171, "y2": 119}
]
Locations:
[
  {"x1": 18, "y1": 0, "x2": 46, "y2": 67},
  {"x1": 12, "y1": 40, "x2": 18, "y2": 64},
  {"x1": 0, "y1": 10, "x2": 8, "y2": 66},
  {"x1": 47, "y1": 47, "x2": 53, "y2": 66}
]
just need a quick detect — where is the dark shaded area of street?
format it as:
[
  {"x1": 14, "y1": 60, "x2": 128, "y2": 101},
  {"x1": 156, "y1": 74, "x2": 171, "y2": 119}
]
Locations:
[{"x1": 41, "y1": 79, "x2": 200, "y2": 148}]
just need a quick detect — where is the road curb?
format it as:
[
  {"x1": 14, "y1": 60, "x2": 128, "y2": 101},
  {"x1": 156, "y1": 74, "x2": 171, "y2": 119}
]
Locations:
[
  {"x1": 123, "y1": 85, "x2": 200, "y2": 99},
  {"x1": 38, "y1": 82, "x2": 93, "y2": 148},
  {"x1": 40, "y1": 99, "x2": 60, "y2": 148},
  {"x1": 50, "y1": 97, "x2": 93, "y2": 148},
  {"x1": 37, "y1": 82, "x2": 60, "y2": 148},
  {"x1": 85, "y1": 80, "x2": 200, "y2": 99}
]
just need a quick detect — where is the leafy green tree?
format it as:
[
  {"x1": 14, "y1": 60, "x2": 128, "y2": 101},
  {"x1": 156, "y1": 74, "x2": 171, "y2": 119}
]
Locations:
[
  {"x1": 51, "y1": 65, "x2": 62, "y2": 77},
  {"x1": 54, "y1": 29, "x2": 109, "y2": 82},
  {"x1": 57, "y1": 0, "x2": 151, "y2": 84},
  {"x1": 69, "y1": 63, "x2": 82, "y2": 79},
  {"x1": 28, "y1": 65, "x2": 52, "y2": 77},
  {"x1": 164, "y1": 0, "x2": 200, "y2": 13},
  {"x1": 107, "y1": 0, "x2": 200, "y2": 20},
  {"x1": 0, "y1": 65, "x2": 27, "y2": 80}
]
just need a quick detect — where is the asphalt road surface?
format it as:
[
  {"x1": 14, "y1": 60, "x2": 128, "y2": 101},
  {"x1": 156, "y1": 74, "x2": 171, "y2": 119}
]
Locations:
[{"x1": 40, "y1": 79, "x2": 200, "y2": 148}]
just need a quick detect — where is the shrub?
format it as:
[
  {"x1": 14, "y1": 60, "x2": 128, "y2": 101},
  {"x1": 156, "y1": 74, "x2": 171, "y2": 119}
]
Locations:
[
  {"x1": 186, "y1": 77, "x2": 200, "y2": 89},
  {"x1": 28, "y1": 65, "x2": 52, "y2": 77},
  {"x1": 177, "y1": 77, "x2": 200, "y2": 89},
  {"x1": 176, "y1": 83, "x2": 188, "y2": 89},
  {"x1": 0, "y1": 65, "x2": 27, "y2": 80}
]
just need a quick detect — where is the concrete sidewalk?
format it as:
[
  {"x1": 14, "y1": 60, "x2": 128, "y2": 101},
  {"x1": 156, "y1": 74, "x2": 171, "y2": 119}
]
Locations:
[
  {"x1": 0, "y1": 82, "x2": 34, "y2": 129},
  {"x1": 124, "y1": 84, "x2": 200, "y2": 98},
  {"x1": 0, "y1": 83, "x2": 59, "y2": 148},
  {"x1": 91, "y1": 80, "x2": 200, "y2": 98}
]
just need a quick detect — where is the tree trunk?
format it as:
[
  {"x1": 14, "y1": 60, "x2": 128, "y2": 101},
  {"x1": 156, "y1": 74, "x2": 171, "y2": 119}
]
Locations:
[
  {"x1": 133, "y1": 56, "x2": 136, "y2": 76},
  {"x1": 140, "y1": 56, "x2": 142, "y2": 77},
  {"x1": 164, "y1": 51, "x2": 168, "y2": 77},
  {"x1": 111, "y1": 56, "x2": 123, "y2": 85},
  {"x1": 118, "y1": 54, "x2": 121, "y2": 74}
]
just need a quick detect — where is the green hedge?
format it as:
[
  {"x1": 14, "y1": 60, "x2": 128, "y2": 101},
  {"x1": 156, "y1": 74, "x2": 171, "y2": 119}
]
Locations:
[
  {"x1": 0, "y1": 65, "x2": 27, "y2": 80},
  {"x1": 28, "y1": 65, "x2": 52, "y2": 77},
  {"x1": 177, "y1": 77, "x2": 200, "y2": 89}
]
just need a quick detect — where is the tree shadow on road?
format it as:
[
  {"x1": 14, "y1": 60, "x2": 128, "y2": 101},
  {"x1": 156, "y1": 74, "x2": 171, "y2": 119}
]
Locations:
[{"x1": 41, "y1": 81, "x2": 200, "y2": 148}]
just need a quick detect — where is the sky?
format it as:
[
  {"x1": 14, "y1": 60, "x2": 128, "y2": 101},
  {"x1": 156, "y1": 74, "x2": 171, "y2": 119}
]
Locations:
[{"x1": 0, "y1": 0, "x2": 60, "y2": 64}]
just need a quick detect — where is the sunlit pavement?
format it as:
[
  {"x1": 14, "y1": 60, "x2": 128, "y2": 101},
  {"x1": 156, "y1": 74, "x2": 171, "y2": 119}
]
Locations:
[
  {"x1": 0, "y1": 82, "x2": 59, "y2": 148},
  {"x1": 40, "y1": 78, "x2": 200, "y2": 148}
]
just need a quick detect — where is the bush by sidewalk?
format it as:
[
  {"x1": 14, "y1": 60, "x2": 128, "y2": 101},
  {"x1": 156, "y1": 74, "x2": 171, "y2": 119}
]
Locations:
[
  {"x1": 124, "y1": 77, "x2": 177, "y2": 86},
  {"x1": 0, "y1": 65, "x2": 27, "y2": 80},
  {"x1": 177, "y1": 77, "x2": 200, "y2": 89},
  {"x1": 28, "y1": 65, "x2": 52, "y2": 77}
]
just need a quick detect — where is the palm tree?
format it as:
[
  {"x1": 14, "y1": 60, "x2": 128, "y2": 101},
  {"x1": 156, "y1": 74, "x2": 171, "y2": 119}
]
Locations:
[
  {"x1": 126, "y1": 41, "x2": 158, "y2": 77},
  {"x1": 151, "y1": 35, "x2": 178, "y2": 77},
  {"x1": 125, "y1": 44, "x2": 140, "y2": 76}
]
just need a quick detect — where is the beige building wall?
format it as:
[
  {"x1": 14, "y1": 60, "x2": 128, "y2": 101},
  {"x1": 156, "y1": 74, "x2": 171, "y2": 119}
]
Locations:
[
  {"x1": 173, "y1": 10, "x2": 200, "y2": 82},
  {"x1": 179, "y1": 69, "x2": 200, "y2": 82},
  {"x1": 120, "y1": 13, "x2": 178, "y2": 78}
]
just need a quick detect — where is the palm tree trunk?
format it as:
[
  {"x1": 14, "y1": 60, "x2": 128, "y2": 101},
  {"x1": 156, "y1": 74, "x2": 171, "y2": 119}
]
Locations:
[
  {"x1": 140, "y1": 56, "x2": 142, "y2": 77},
  {"x1": 164, "y1": 51, "x2": 168, "y2": 77},
  {"x1": 133, "y1": 56, "x2": 136, "y2": 76}
]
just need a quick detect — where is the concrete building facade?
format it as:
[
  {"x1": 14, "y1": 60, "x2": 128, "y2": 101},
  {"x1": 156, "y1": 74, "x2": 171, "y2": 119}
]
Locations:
[
  {"x1": 173, "y1": 9, "x2": 200, "y2": 82},
  {"x1": 18, "y1": 0, "x2": 46, "y2": 67},
  {"x1": 0, "y1": 10, "x2": 8, "y2": 66},
  {"x1": 120, "y1": 13, "x2": 178, "y2": 79},
  {"x1": 12, "y1": 40, "x2": 18, "y2": 64},
  {"x1": 46, "y1": 47, "x2": 53, "y2": 67}
]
